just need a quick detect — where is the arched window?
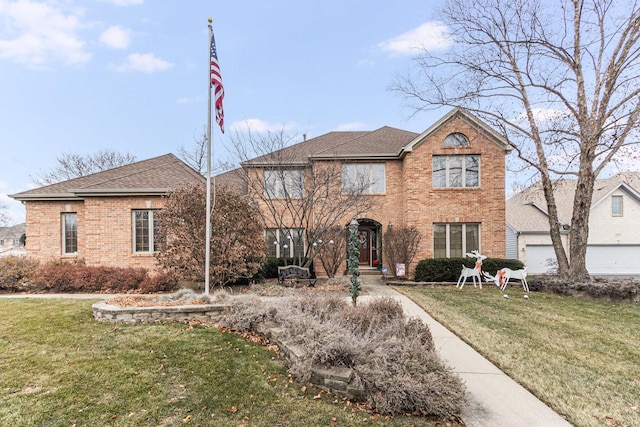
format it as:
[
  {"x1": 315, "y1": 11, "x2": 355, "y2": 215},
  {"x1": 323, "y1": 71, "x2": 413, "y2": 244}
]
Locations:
[{"x1": 443, "y1": 132, "x2": 469, "y2": 147}]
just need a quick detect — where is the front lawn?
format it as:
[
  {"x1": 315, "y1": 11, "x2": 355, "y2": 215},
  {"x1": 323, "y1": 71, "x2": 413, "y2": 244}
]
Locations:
[
  {"x1": 0, "y1": 298, "x2": 450, "y2": 426},
  {"x1": 394, "y1": 285, "x2": 640, "y2": 427}
]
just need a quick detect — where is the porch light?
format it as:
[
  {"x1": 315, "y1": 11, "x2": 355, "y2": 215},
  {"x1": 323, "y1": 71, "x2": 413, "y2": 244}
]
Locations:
[{"x1": 349, "y1": 218, "x2": 359, "y2": 233}]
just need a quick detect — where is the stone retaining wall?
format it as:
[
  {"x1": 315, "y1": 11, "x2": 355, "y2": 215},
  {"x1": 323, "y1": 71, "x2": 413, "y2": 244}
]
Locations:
[
  {"x1": 92, "y1": 301, "x2": 364, "y2": 399},
  {"x1": 92, "y1": 301, "x2": 228, "y2": 323}
]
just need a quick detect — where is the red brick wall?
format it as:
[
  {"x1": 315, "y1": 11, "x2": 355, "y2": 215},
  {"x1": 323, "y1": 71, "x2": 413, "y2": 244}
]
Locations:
[
  {"x1": 24, "y1": 196, "x2": 165, "y2": 270},
  {"x1": 319, "y1": 116, "x2": 506, "y2": 276},
  {"x1": 400, "y1": 115, "x2": 507, "y2": 265}
]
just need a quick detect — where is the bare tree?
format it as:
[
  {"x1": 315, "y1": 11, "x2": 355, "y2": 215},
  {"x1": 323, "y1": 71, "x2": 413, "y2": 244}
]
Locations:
[
  {"x1": 177, "y1": 127, "x2": 207, "y2": 175},
  {"x1": 228, "y1": 125, "x2": 377, "y2": 269},
  {"x1": 177, "y1": 126, "x2": 232, "y2": 176},
  {"x1": 393, "y1": 0, "x2": 640, "y2": 279},
  {"x1": 317, "y1": 225, "x2": 348, "y2": 277},
  {"x1": 0, "y1": 201, "x2": 8, "y2": 226},
  {"x1": 33, "y1": 150, "x2": 137, "y2": 185},
  {"x1": 383, "y1": 225, "x2": 422, "y2": 278}
]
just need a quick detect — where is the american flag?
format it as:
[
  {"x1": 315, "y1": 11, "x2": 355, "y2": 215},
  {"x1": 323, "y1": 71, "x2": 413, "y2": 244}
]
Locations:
[{"x1": 210, "y1": 29, "x2": 225, "y2": 133}]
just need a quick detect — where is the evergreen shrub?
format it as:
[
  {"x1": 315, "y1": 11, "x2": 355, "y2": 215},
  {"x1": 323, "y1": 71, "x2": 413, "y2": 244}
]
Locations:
[{"x1": 414, "y1": 257, "x2": 525, "y2": 282}]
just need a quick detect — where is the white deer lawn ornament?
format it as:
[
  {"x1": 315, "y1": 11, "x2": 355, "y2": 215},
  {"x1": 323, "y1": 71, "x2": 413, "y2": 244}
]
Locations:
[
  {"x1": 483, "y1": 267, "x2": 529, "y2": 293},
  {"x1": 456, "y1": 251, "x2": 487, "y2": 289}
]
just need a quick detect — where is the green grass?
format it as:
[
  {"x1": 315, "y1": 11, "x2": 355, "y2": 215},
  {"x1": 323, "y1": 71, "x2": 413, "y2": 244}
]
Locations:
[
  {"x1": 393, "y1": 285, "x2": 640, "y2": 427},
  {"x1": 0, "y1": 298, "x2": 450, "y2": 427}
]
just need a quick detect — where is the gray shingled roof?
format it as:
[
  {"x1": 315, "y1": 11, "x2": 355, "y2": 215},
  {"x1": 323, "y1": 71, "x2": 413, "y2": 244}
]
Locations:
[
  {"x1": 212, "y1": 168, "x2": 248, "y2": 193},
  {"x1": 507, "y1": 172, "x2": 640, "y2": 232},
  {"x1": 10, "y1": 153, "x2": 204, "y2": 201},
  {"x1": 242, "y1": 127, "x2": 419, "y2": 166}
]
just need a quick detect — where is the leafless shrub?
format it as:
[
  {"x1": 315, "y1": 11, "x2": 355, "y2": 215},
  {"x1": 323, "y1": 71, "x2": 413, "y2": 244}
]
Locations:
[
  {"x1": 220, "y1": 293, "x2": 464, "y2": 418},
  {"x1": 220, "y1": 297, "x2": 269, "y2": 331}
]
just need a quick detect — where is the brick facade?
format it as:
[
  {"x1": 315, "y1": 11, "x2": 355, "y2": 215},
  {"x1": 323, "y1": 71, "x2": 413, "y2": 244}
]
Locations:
[
  {"x1": 11, "y1": 154, "x2": 203, "y2": 273},
  {"x1": 241, "y1": 109, "x2": 510, "y2": 277},
  {"x1": 24, "y1": 197, "x2": 165, "y2": 270},
  {"x1": 13, "y1": 113, "x2": 509, "y2": 279}
]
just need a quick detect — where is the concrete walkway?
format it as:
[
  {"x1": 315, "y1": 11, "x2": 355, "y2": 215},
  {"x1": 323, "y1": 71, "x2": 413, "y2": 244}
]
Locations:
[{"x1": 359, "y1": 274, "x2": 572, "y2": 427}]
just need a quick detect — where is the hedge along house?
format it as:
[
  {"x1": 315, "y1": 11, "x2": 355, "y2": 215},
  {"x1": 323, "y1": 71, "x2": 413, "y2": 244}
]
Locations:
[
  {"x1": 217, "y1": 108, "x2": 513, "y2": 277},
  {"x1": 10, "y1": 154, "x2": 203, "y2": 270}
]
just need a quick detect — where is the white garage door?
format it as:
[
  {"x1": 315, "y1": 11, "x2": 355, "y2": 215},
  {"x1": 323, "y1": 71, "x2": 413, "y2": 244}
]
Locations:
[
  {"x1": 526, "y1": 244, "x2": 640, "y2": 276},
  {"x1": 586, "y1": 245, "x2": 640, "y2": 276},
  {"x1": 525, "y1": 245, "x2": 557, "y2": 274}
]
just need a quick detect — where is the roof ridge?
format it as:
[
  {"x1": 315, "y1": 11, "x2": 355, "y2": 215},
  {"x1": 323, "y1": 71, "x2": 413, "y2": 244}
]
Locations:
[{"x1": 69, "y1": 153, "x2": 179, "y2": 190}]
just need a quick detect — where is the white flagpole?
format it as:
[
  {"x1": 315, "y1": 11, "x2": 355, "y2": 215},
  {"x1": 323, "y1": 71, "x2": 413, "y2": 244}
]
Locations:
[{"x1": 205, "y1": 21, "x2": 213, "y2": 295}]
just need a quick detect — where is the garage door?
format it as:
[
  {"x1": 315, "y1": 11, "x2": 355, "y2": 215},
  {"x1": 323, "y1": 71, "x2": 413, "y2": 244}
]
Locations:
[
  {"x1": 586, "y1": 245, "x2": 640, "y2": 276},
  {"x1": 526, "y1": 244, "x2": 640, "y2": 276},
  {"x1": 525, "y1": 245, "x2": 557, "y2": 274}
]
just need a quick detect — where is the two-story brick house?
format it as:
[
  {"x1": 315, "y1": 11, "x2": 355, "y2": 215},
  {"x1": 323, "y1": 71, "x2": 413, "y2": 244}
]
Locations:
[
  {"x1": 219, "y1": 107, "x2": 512, "y2": 276},
  {"x1": 10, "y1": 154, "x2": 203, "y2": 270},
  {"x1": 11, "y1": 108, "x2": 511, "y2": 278}
]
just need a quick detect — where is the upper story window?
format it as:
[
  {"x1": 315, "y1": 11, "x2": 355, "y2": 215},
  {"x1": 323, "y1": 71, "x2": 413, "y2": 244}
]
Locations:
[
  {"x1": 133, "y1": 210, "x2": 160, "y2": 253},
  {"x1": 443, "y1": 133, "x2": 469, "y2": 147},
  {"x1": 612, "y1": 195, "x2": 623, "y2": 216},
  {"x1": 264, "y1": 169, "x2": 304, "y2": 198},
  {"x1": 62, "y1": 213, "x2": 78, "y2": 255},
  {"x1": 342, "y1": 163, "x2": 386, "y2": 194},
  {"x1": 433, "y1": 155, "x2": 480, "y2": 188}
]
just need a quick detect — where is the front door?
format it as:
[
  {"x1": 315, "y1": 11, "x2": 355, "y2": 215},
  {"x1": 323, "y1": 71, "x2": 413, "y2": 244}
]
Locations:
[{"x1": 358, "y1": 229, "x2": 370, "y2": 265}]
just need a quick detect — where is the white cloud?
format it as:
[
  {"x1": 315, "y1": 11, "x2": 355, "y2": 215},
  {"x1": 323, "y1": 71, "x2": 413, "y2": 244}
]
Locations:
[
  {"x1": 335, "y1": 122, "x2": 367, "y2": 131},
  {"x1": 0, "y1": 0, "x2": 91, "y2": 67},
  {"x1": 99, "y1": 25, "x2": 131, "y2": 49},
  {"x1": 112, "y1": 52, "x2": 173, "y2": 73},
  {"x1": 378, "y1": 21, "x2": 452, "y2": 56}
]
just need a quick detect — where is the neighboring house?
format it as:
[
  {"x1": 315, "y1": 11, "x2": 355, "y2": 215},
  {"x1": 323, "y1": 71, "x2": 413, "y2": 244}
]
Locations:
[
  {"x1": 10, "y1": 154, "x2": 203, "y2": 270},
  {"x1": 506, "y1": 173, "x2": 640, "y2": 276},
  {"x1": 218, "y1": 107, "x2": 512, "y2": 276},
  {"x1": 0, "y1": 223, "x2": 26, "y2": 257}
]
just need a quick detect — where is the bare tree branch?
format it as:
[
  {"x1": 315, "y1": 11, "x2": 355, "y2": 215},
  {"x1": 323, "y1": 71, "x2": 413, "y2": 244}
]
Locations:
[
  {"x1": 392, "y1": 0, "x2": 640, "y2": 279},
  {"x1": 32, "y1": 150, "x2": 137, "y2": 186},
  {"x1": 228, "y1": 123, "x2": 377, "y2": 269}
]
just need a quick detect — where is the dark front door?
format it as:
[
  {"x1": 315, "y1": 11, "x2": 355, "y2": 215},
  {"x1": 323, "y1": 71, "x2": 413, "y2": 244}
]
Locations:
[{"x1": 358, "y1": 229, "x2": 370, "y2": 265}]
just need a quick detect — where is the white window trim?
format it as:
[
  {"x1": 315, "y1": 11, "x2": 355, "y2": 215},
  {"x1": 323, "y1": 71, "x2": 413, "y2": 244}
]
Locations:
[
  {"x1": 433, "y1": 155, "x2": 480, "y2": 188},
  {"x1": 132, "y1": 210, "x2": 158, "y2": 254},
  {"x1": 264, "y1": 169, "x2": 304, "y2": 199},
  {"x1": 266, "y1": 228, "x2": 305, "y2": 258},
  {"x1": 342, "y1": 163, "x2": 386, "y2": 194},
  {"x1": 61, "y1": 212, "x2": 78, "y2": 255},
  {"x1": 612, "y1": 195, "x2": 623, "y2": 216},
  {"x1": 443, "y1": 132, "x2": 470, "y2": 147},
  {"x1": 434, "y1": 223, "x2": 481, "y2": 258}
]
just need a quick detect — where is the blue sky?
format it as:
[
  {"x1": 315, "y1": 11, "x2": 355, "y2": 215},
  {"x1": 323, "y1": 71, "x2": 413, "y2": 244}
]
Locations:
[{"x1": 1, "y1": 0, "x2": 467, "y2": 224}]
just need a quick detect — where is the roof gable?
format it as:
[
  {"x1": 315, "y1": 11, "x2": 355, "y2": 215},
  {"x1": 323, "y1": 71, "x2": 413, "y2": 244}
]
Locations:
[
  {"x1": 402, "y1": 107, "x2": 512, "y2": 153},
  {"x1": 10, "y1": 153, "x2": 204, "y2": 201},
  {"x1": 507, "y1": 172, "x2": 640, "y2": 232}
]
